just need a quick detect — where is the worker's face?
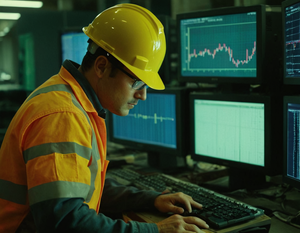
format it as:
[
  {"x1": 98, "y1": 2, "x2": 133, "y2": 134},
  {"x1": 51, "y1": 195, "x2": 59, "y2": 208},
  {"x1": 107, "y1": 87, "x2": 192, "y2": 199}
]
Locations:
[{"x1": 96, "y1": 65, "x2": 147, "y2": 116}]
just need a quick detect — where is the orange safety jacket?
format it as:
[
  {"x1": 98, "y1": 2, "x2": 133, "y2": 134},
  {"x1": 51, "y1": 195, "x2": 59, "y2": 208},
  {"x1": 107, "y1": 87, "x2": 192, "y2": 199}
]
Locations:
[{"x1": 0, "y1": 62, "x2": 109, "y2": 232}]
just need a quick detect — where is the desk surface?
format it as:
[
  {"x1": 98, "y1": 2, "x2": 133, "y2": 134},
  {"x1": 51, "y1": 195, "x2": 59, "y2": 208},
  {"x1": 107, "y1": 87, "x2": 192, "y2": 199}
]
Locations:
[
  {"x1": 125, "y1": 211, "x2": 300, "y2": 233},
  {"x1": 124, "y1": 211, "x2": 272, "y2": 233},
  {"x1": 106, "y1": 147, "x2": 300, "y2": 232},
  {"x1": 174, "y1": 174, "x2": 300, "y2": 233},
  {"x1": 270, "y1": 217, "x2": 299, "y2": 233}
]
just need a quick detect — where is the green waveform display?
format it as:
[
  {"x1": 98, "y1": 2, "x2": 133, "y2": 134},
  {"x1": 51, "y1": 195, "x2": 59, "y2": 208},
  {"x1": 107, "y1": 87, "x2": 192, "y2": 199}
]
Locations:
[{"x1": 129, "y1": 113, "x2": 175, "y2": 124}]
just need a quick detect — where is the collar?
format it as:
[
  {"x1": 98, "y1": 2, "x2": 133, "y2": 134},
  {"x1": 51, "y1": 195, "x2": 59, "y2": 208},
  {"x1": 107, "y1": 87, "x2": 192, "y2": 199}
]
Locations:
[{"x1": 62, "y1": 60, "x2": 106, "y2": 119}]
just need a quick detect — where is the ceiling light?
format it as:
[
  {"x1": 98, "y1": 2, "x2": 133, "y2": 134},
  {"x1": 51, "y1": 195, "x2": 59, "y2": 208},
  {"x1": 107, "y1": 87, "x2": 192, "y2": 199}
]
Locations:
[
  {"x1": 0, "y1": 72, "x2": 12, "y2": 81},
  {"x1": 0, "y1": 12, "x2": 21, "y2": 20},
  {"x1": 0, "y1": 1, "x2": 43, "y2": 8}
]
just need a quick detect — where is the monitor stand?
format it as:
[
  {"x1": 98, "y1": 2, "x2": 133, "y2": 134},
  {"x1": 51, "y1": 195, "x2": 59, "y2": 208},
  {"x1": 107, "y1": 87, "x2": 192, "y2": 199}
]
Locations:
[
  {"x1": 218, "y1": 83, "x2": 251, "y2": 94},
  {"x1": 147, "y1": 151, "x2": 186, "y2": 174},
  {"x1": 203, "y1": 167, "x2": 267, "y2": 192},
  {"x1": 228, "y1": 167, "x2": 267, "y2": 191}
]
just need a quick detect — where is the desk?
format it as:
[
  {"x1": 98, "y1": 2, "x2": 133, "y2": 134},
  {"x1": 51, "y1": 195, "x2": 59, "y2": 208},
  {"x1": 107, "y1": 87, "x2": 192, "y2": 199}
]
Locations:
[
  {"x1": 106, "y1": 149, "x2": 300, "y2": 232},
  {"x1": 124, "y1": 211, "x2": 271, "y2": 233},
  {"x1": 122, "y1": 173, "x2": 300, "y2": 232}
]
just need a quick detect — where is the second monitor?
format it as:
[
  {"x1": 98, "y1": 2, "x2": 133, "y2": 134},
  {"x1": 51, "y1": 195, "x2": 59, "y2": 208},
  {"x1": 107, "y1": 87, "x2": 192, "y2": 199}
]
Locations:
[
  {"x1": 189, "y1": 92, "x2": 283, "y2": 190},
  {"x1": 108, "y1": 87, "x2": 190, "y2": 172},
  {"x1": 61, "y1": 31, "x2": 89, "y2": 64}
]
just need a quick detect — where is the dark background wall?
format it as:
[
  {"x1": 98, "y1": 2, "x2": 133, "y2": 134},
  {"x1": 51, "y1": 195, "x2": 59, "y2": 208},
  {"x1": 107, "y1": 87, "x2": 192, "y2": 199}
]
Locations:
[{"x1": 15, "y1": 10, "x2": 96, "y2": 87}]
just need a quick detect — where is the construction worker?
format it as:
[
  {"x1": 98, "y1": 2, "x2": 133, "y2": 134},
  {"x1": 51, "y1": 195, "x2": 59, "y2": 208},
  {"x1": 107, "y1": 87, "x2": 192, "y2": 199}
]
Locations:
[{"x1": 0, "y1": 4, "x2": 209, "y2": 233}]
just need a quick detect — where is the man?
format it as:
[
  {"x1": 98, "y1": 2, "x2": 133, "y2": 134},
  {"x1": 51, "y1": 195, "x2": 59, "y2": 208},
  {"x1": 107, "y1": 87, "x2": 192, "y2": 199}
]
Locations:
[{"x1": 0, "y1": 3, "x2": 209, "y2": 233}]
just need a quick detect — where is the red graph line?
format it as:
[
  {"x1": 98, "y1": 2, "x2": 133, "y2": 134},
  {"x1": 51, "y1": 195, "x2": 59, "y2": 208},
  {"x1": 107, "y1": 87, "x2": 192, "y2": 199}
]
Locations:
[
  {"x1": 286, "y1": 40, "x2": 300, "y2": 49},
  {"x1": 189, "y1": 42, "x2": 256, "y2": 68}
]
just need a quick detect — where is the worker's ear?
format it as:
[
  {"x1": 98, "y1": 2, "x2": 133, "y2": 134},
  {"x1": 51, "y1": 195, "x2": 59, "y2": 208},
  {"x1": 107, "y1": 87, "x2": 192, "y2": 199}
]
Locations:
[{"x1": 94, "y1": 55, "x2": 109, "y2": 78}]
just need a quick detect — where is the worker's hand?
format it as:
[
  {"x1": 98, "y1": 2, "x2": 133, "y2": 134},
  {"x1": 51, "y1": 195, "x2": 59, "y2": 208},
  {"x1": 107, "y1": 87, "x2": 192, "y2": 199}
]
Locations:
[
  {"x1": 154, "y1": 192, "x2": 203, "y2": 214},
  {"x1": 155, "y1": 214, "x2": 209, "y2": 233}
]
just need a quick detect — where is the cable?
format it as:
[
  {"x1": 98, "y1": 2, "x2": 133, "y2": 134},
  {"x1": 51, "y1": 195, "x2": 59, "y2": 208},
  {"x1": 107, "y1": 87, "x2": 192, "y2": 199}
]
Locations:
[{"x1": 273, "y1": 210, "x2": 300, "y2": 229}]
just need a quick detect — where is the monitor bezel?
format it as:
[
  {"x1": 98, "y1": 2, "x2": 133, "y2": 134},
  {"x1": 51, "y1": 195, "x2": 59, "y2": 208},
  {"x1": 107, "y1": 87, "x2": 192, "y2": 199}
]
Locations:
[
  {"x1": 282, "y1": 0, "x2": 300, "y2": 85},
  {"x1": 107, "y1": 87, "x2": 190, "y2": 158},
  {"x1": 283, "y1": 96, "x2": 300, "y2": 189},
  {"x1": 189, "y1": 92, "x2": 277, "y2": 174},
  {"x1": 177, "y1": 5, "x2": 265, "y2": 85}
]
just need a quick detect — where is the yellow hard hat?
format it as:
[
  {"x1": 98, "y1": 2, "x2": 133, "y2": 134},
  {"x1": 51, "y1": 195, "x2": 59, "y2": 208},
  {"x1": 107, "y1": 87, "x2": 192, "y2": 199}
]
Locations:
[{"x1": 83, "y1": 3, "x2": 166, "y2": 90}]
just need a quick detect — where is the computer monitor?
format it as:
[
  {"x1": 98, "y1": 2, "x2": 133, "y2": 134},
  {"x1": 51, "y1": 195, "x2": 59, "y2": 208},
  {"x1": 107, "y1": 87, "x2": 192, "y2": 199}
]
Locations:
[
  {"x1": 60, "y1": 31, "x2": 89, "y2": 64},
  {"x1": 177, "y1": 5, "x2": 282, "y2": 87},
  {"x1": 189, "y1": 92, "x2": 283, "y2": 190},
  {"x1": 108, "y1": 87, "x2": 190, "y2": 172},
  {"x1": 283, "y1": 96, "x2": 300, "y2": 190},
  {"x1": 283, "y1": 0, "x2": 300, "y2": 85}
]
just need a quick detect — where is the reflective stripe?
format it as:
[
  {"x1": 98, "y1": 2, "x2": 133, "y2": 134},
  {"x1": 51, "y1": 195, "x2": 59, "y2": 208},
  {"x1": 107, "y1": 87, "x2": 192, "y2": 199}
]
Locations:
[
  {"x1": 26, "y1": 84, "x2": 91, "y2": 124},
  {"x1": 28, "y1": 181, "x2": 90, "y2": 205},
  {"x1": 26, "y1": 84, "x2": 73, "y2": 102},
  {"x1": 24, "y1": 83, "x2": 100, "y2": 203},
  {"x1": 23, "y1": 142, "x2": 92, "y2": 164},
  {"x1": 86, "y1": 135, "x2": 99, "y2": 202},
  {"x1": 0, "y1": 179, "x2": 27, "y2": 205}
]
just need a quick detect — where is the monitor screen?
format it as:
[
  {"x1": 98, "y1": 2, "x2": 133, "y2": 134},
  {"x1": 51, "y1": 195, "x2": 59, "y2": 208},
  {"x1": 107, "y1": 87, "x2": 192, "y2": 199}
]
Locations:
[
  {"x1": 178, "y1": 5, "x2": 282, "y2": 85},
  {"x1": 283, "y1": 96, "x2": 300, "y2": 189},
  {"x1": 112, "y1": 92, "x2": 177, "y2": 149},
  {"x1": 61, "y1": 31, "x2": 89, "y2": 64},
  {"x1": 108, "y1": 88, "x2": 189, "y2": 170},
  {"x1": 189, "y1": 92, "x2": 283, "y2": 189},
  {"x1": 283, "y1": 0, "x2": 300, "y2": 84}
]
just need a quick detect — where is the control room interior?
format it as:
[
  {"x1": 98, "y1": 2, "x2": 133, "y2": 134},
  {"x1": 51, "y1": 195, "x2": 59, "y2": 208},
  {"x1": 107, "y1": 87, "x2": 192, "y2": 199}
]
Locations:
[{"x1": 1, "y1": 0, "x2": 300, "y2": 232}]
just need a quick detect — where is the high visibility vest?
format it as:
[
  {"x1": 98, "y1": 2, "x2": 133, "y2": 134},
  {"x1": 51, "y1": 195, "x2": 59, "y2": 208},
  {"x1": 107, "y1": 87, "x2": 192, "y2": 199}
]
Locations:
[{"x1": 0, "y1": 66, "x2": 109, "y2": 232}]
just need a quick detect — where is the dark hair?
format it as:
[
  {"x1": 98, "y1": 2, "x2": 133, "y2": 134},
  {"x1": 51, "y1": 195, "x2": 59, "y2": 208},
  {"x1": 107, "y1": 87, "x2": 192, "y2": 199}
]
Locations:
[{"x1": 81, "y1": 40, "x2": 122, "y2": 77}]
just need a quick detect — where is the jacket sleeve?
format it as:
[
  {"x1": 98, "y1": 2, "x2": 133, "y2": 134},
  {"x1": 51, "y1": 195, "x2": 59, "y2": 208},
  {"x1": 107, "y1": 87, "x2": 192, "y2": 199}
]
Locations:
[
  {"x1": 30, "y1": 198, "x2": 159, "y2": 233},
  {"x1": 100, "y1": 178, "x2": 162, "y2": 214},
  {"x1": 23, "y1": 112, "x2": 159, "y2": 233}
]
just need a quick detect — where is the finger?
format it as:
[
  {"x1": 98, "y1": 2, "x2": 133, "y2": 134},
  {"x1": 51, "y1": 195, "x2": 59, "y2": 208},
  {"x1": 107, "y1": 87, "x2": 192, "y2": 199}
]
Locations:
[
  {"x1": 170, "y1": 193, "x2": 202, "y2": 213},
  {"x1": 184, "y1": 223, "x2": 207, "y2": 233},
  {"x1": 171, "y1": 205, "x2": 185, "y2": 214},
  {"x1": 175, "y1": 198, "x2": 192, "y2": 213},
  {"x1": 184, "y1": 216, "x2": 210, "y2": 229},
  {"x1": 183, "y1": 200, "x2": 192, "y2": 213},
  {"x1": 174, "y1": 193, "x2": 194, "y2": 213},
  {"x1": 191, "y1": 199, "x2": 203, "y2": 210},
  {"x1": 181, "y1": 196, "x2": 201, "y2": 213},
  {"x1": 180, "y1": 193, "x2": 203, "y2": 212}
]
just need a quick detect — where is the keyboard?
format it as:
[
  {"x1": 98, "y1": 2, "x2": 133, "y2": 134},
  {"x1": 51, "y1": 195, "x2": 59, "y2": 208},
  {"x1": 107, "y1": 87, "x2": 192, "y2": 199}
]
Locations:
[
  {"x1": 107, "y1": 168, "x2": 264, "y2": 229},
  {"x1": 106, "y1": 168, "x2": 141, "y2": 186}
]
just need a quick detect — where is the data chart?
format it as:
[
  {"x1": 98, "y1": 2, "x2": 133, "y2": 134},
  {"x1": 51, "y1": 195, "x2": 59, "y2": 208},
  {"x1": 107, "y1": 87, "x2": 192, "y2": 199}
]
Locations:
[
  {"x1": 285, "y1": 2, "x2": 300, "y2": 78},
  {"x1": 112, "y1": 93, "x2": 177, "y2": 149},
  {"x1": 180, "y1": 12, "x2": 257, "y2": 78}
]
